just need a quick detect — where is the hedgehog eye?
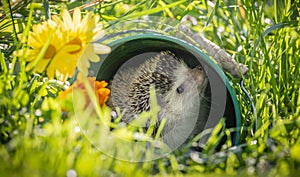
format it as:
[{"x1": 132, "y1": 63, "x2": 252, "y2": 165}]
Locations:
[{"x1": 176, "y1": 85, "x2": 184, "y2": 94}]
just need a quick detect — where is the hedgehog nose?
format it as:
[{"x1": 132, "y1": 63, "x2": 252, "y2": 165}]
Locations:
[
  {"x1": 195, "y1": 65, "x2": 204, "y2": 71},
  {"x1": 193, "y1": 65, "x2": 206, "y2": 77},
  {"x1": 191, "y1": 66, "x2": 207, "y2": 90}
]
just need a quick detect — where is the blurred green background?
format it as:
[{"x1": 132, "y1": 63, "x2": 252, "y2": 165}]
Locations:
[{"x1": 0, "y1": 0, "x2": 299, "y2": 176}]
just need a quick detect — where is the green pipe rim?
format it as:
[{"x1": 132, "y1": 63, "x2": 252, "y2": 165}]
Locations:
[{"x1": 99, "y1": 33, "x2": 241, "y2": 145}]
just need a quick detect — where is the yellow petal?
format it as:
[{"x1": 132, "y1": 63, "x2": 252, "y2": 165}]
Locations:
[
  {"x1": 50, "y1": 50, "x2": 77, "y2": 76},
  {"x1": 73, "y1": 8, "x2": 81, "y2": 29},
  {"x1": 53, "y1": 50, "x2": 77, "y2": 67},
  {"x1": 77, "y1": 53, "x2": 90, "y2": 76},
  {"x1": 63, "y1": 44, "x2": 82, "y2": 53},
  {"x1": 46, "y1": 65, "x2": 55, "y2": 79},
  {"x1": 62, "y1": 9, "x2": 73, "y2": 30},
  {"x1": 93, "y1": 43, "x2": 111, "y2": 54},
  {"x1": 52, "y1": 16, "x2": 64, "y2": 27},
  {"x1": 83, "y1": 44, "x2": 100, "y2": 62},
  {"x1": 81, "y1": 12, "x2": 93, "y2": 29},
  {"x1": 92, "y1": 30, "x2": 105, "y2": 41},
  {"x1": 88, "y1": 52, "x2": 100, "y2": 62},
  {"x1": 34, "y1": 58, "x2": 51, "y2": 73}
]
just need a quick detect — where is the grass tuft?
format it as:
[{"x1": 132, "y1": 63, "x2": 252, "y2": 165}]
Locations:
[{"x1": 0, "y1": 0, "x2": 299, "y2": 176}]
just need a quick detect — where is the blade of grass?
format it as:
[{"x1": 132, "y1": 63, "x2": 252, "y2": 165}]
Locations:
[
  {"x1": 2, "y1": 0, "x2": 18, "y2": 42},
  {"x1": 121, "y1": 0, "x2": 186, "y2": 20},
  {"x1": 158, "y1": 0, "x2": 175, "y2": 19},
  {"x1": 205, "y1": 0, "x2": 220, "y2": 27},
  {"x1": 146, "y1": 86, "x2": 160, "y2": 137},
  {"x1": 0, "y1": 52, "x2": 8, "y2": 74},
  {"x1": 9, "y1": 2, "x2": 37, "y2": 75},
  {"x1": 154, "y1": 118, "x2": 166, "y2": 140},
  {"x1": 43, "y1": 0, "x2": 51, "y2": 20},
  {"x1": 262, "y1": 22, "x2": 296, "y2": 37}
]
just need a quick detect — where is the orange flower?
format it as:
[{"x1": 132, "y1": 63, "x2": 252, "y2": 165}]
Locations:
[
  {"x1": 95, "y1": 80, "x2": 110, "y2": 106},
  {"x1": 59, "y1": 75, "x2": 110, "y2": 107},
  {"x1": 59, "y1": 85, "x2": 73, "y2": 100}
]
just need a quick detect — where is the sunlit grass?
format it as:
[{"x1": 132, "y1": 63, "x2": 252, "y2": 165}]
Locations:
[{"x1": 0, "y1": 0, "x2": 299, "y2": 176}]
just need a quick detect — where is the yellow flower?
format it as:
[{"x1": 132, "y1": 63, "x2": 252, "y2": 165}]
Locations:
[
  {"x1": 53, "y1": 8, "x2": 111, "y2": 77},
  {"x1": 15, "y1": 8, "x2": 110, "y2": 81},
  {"x1": 14, "y1": 20, "x2": 65, "y2": 77}
]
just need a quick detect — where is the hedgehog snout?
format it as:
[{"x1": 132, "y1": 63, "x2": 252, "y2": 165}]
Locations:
[{"x1": 191, "y1": 66, "x2": 207, "y2": 94}]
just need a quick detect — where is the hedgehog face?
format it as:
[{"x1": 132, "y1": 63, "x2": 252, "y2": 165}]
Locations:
[
  {"x1": 173, "y1": 63, "x2": 207, "y2": 104},
  {"x1": 161, "y1": 62, "x2": 207, "y2": 130},
  {"x1": 158, "y1": 62, "x2": 207, "y2": 148}
]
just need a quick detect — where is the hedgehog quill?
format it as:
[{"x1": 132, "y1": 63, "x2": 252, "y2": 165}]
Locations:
[{"x1": 109, "y1": 51, "x2": 208, "y2": 148}]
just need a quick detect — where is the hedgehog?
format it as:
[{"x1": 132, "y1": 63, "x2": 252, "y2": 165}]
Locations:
[{"x1": 109, "y1": 51, "x2": 208, "y2": 148}]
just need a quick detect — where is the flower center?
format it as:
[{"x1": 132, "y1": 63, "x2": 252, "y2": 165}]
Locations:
[
  {"x1": 68, "y1": 37, "x2": 83, "y2": 54},
  {"x1": 44, "y1": 44, "x2": 56, "y2": 59}
]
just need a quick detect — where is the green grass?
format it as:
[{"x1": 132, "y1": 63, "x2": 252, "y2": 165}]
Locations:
[{"x1": 0, "y1": 0, "x2": 300, "y2": 176}]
